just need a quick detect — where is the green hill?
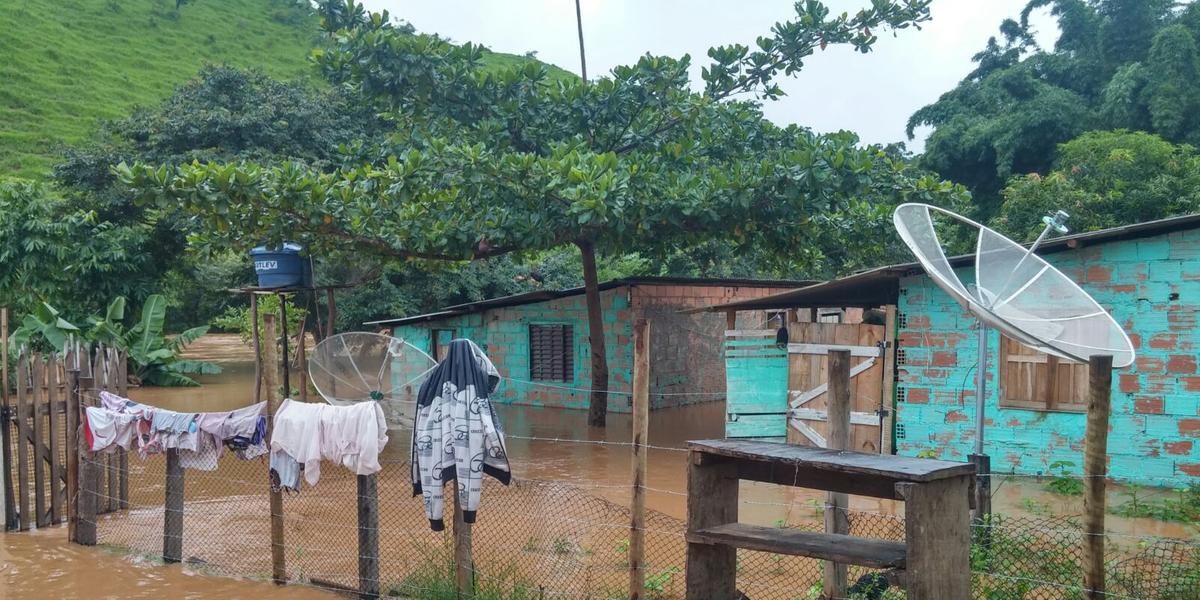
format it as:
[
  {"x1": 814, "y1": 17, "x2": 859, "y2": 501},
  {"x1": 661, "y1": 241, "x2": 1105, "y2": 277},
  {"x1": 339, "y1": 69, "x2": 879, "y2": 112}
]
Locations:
[{"x1": 0, "y1": 0, "x2": 322, "y2": 179}]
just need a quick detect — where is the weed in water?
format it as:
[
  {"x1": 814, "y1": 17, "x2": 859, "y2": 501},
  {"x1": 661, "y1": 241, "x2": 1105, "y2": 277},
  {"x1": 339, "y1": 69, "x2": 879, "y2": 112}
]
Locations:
[{"x1": 1043, "y1": 460, "x2": 1084, "y2": 496}]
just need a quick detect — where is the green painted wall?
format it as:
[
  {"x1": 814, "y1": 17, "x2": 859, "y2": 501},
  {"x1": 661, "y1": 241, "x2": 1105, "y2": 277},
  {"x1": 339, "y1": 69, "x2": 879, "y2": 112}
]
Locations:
[{"x1": 724, "y1": 337, "x2": 788, "y2": 439}]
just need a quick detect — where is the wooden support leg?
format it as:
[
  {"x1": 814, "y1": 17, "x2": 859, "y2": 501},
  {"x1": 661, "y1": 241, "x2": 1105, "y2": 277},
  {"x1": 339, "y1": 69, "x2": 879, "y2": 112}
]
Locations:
[
  {"x1": 685, "y1": 453, "x2": 738, "y2": 600},
  {"x1": 896, "y1": 476, "x2": 972, "y2": 600},
  {"x1": 76, "y1": 452, "x2": 97, "y2": 546},
  {"x1": 823, "y1": 350, "x2": 851, "y2": 600},
  {"x1": 453, "y1": 482, "x2": 473, "y2": 599},
  {"x1": 163, "y1": 448, "x2": 184, "y2": 563},
  {"x1": 1083, "y1": 355, "x2": 1113, "y2": 600},
  {"x1": 358, "y1": 474, "x2": 380, "y2": 600}
]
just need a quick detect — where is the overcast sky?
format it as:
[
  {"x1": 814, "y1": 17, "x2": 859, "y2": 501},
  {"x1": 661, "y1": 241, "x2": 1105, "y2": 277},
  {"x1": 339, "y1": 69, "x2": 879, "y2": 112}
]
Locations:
[{"x1": 361, "y1": 1, "x2": 1057, "y2": 151}]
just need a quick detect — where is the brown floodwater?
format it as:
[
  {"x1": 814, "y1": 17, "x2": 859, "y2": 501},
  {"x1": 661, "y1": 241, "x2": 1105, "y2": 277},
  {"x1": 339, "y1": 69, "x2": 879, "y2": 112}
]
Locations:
[{"x1": 3, "y1": 334, "x2": 1194, "y2": 599}]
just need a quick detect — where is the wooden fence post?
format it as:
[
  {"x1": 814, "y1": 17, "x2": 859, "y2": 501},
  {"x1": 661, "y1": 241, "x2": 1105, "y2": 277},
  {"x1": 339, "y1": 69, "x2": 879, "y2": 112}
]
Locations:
[
  {"x1": 823, "y1": 349, "x2": 851, "y2": 600},
  {"x1": 453, "y1": 486, "x2": 473, "y2": 599},
  {"x1": 1082, "y1": 355, "x2": 1113, "y2": 600},
  {"x1": 16, "y1": 351, "x2": 30, "y2": 531},
  {"x1": 358, "y1": 474, "x2": 380, "y2": 600},
  {"x1": 75, "y1": 345, "x2": 97, "y2": 546},
  {"x1": 31, "y1": 354, "x2": 47, "y2": 528},
  {"x1": 66, "y1": 365, "x2": 80, "y2": 542},
  {"x1": 629, "y1": 319, "x2": 650, "y2": 599},
  {"x1": 1, "y1": 307, "x2": 12, "y2": 531},
  {"x1": 48, "y1": 357, "x2": 62, "y2": 524},
  {"x1": 263, "y1": 313, "x2": 287, "y2": 585},
  {"x1": 163, "y1": 448, "x2": 184, "y2": 563}
]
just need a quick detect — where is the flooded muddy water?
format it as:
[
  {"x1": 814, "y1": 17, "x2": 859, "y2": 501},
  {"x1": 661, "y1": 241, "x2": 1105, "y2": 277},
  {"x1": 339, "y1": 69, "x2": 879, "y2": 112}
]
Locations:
[{"x1": 3, "y1": 334, "x2": 1194, "y2": 598}]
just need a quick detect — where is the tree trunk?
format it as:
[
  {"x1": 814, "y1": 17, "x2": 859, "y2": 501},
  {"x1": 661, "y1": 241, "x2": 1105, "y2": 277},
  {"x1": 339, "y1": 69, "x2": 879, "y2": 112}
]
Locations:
[{"x1": 577, "y1": 240, "x2": 609, "y2": 427}]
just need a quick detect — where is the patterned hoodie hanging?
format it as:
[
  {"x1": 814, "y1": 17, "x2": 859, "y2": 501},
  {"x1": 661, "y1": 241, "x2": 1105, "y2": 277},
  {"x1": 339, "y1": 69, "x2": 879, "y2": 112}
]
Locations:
[{"x1": 411, "y1": 338, "x2": 511, "y2": 531}]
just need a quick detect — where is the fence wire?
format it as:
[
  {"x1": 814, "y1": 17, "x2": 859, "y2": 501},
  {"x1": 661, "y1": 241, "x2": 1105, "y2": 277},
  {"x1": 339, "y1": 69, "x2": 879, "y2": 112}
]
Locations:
[{"x1": 76, "y1": 442, "x2": 1200, "y2": 600}]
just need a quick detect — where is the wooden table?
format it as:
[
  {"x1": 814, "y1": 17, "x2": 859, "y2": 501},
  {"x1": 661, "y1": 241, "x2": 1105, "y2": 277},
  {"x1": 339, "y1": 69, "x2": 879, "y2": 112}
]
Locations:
[{"x1": 685, "y1": 439, "x2": 975, "y2": 599}]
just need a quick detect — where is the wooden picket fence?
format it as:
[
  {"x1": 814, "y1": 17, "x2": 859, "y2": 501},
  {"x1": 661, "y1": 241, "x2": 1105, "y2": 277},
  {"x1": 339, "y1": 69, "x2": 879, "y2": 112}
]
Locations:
[{"x1": 2, "y1": 345, "x2": 130, "y2": 532}]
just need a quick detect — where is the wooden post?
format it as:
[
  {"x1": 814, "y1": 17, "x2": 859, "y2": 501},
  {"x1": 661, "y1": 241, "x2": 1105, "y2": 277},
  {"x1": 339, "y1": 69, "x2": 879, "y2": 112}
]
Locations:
[
  {"x1": 279, "y1": 296, "x2": 291, "y2": 397},
  {"x1": 163, "y1": 448, "x2": 184, "y2": 563},
  {"x1": 31, "y1": 355, "x2": 47, "y2": 528},
  {"x1": 325, "y1": 288, "x2": 337, "y2": 338},
  {"x1": 628, "y1": 319, "x2": 650, "y2": 599},
  {"x1": 48, "y1": 357, "x2": 61, "y2": 524},
  {"x1": 77, "y1": 448, "x2": 98, "y2": 545},
  {"x1": 251, "y1": 295, "x2": 262, "y2": 405},
  {"x1": 897, "y1": 476, "x2": 972, "y2": 599},
  {"x1": 970, "y1": 453, "x2": 992, "y2": 527},
  {"x1": 452, "y1": 483, "x2": 473, "y2": 599},
  {"x1": 880, "y1": 305, "x2": 897, "y2": 455},
  {"x1": 296, "y1": 311, "x2": 308, "y2": 403},
  {"x1": 358, "y1": 474, "x2": 380, "y2": 600},
  {"x1": 116, "y1": 349, "x2": 128, "y2": 510},
  {"x1": 0, "y1": 307, "x2": 12, "y2": 531},
  {"x1": 16, "y1": 351, "x2": 30, "y2": 531},
  {"x1": 685, "y1": 452, "x2": 738, "y2": 600},
  {"x1": 263, "y1": 313, "x2": 287, "y2": 585},
  {"x1": 66, "y1": 366, "x2": 80, "y2": 542},
  {"x1": 823, "y1": 349, "x2": 851, "y2": 600},
  {"x1": 724, "y1": 310, "x2": 737, "y2": 331},
  {"x1": 1082, "y1": 355, "x2": 1113, "y2": 600}
]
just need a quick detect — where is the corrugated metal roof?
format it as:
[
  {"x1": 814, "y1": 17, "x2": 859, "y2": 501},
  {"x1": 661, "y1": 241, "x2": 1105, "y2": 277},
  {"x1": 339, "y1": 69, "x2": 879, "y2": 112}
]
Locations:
[
  {"x1": 699, "y1": 211, "x2": 1200, "y2": 313},
  {"x1": 365, "y1": 276, "x2": 814, "y2": 326}
]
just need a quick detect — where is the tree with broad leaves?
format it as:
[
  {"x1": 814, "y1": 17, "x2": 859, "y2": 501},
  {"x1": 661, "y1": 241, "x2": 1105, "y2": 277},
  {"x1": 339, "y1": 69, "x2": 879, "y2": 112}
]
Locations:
[{"x1": 119, "y1": 0, "x2": 967, "y2": 426}]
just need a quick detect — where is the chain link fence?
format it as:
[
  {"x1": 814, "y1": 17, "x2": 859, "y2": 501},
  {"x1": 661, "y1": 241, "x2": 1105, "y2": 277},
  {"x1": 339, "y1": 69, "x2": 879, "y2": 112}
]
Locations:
[{"x1": 78, "y1": 443, "x2": 1200, "y2": 600}]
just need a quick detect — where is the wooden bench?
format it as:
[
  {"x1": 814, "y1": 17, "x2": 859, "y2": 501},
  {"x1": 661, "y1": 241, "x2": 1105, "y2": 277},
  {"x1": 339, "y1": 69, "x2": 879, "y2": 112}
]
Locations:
[{"x1": 685, "y1": 439, "x2": 975, "y2": 599}]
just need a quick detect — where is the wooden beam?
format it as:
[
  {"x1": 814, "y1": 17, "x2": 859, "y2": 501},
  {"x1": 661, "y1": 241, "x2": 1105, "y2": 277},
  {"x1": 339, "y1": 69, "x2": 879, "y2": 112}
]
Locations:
[
  {"x1": 66, "y1": 367, "x2": 80, "y2": 541},
  {"x1": 48, "y1": 360, "x2": 62, "y2": 524},
  {"x1": 685, "y1": 451, "x2": 738, "y2": 600},
  {"x1": 16, "y1": 352, "x2": 30, "y2": 531},
  {"x1": 629, "y1": 320, "x2": 650, "y2": 600},
  {"x1": 32, "y1": 355, "x2": 47, "y2": 528},
  {"x1": 896, "y1": 476, "x2": 972, "y2": 599},
  {"x1": 789, "y1": 357, "x2": 877, "y2": 407},
  {"x1": 824, "y1": 350, "x2": 851, "y2": 599},
  {"x1": 687, "y1": 525, "x2": 906, "y2": 569},
  {"x1": 1083, "y1": 355, "x2": 1113, "y2": 600},
  {"x1": 263, "y1": 314, "x2": 287, "y2": 585},
  {"x1": 881, "y1": 305, "x2": 897, "y2": 455},
  {"x1": 788, "y1": 343, "x2": 879, "y2": 357},
  {"x1": 0, "y1": 307, "x2": 11, "y2": 531},
  {"x1": 790, "y1": 409, "x2": 881, "y2": 426},
  {"x1": 725, "y1": 310, "x2": 737, "y2": 331},
  {"x1": 163, "y1": 448, "x2": 184, "y2": 563}
]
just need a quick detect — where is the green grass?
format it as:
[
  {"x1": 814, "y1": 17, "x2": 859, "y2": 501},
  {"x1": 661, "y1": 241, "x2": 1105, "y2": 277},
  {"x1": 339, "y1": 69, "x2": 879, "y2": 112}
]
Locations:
[{"x1": 0, "y1": 0, "x2": 575, "y2": 181}]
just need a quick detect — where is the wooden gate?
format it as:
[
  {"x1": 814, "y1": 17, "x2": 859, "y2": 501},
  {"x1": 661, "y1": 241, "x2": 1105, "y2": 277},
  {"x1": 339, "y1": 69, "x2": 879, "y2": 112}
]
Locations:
[
  {"x1": 2, "y1": 346, "x2": 129, "y2": 531},
  {"x1": 785, "y1": 321, "x2": 888, "y2": 454}
]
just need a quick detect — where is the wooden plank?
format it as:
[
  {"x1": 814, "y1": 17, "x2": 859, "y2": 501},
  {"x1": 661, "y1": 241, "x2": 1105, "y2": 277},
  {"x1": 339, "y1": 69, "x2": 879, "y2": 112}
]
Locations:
[
  {"x1": 453, "y1": 481, "x2": 473, "y2": 599},
  {"x1": 76, "y1": 449, "x2": 97, "y2": 546},
  {"x1": 787, "y1": 343, "x2": 879, "y2": 357},
  {"x1": 31, "y1": 355, "x2": 47, "y2": 528},
  {"x1": 788, "y1": 357, "x2": 877, "y2": 407},
  {"x1": 685, "y1": 450, "x2": 738, "y2": 600},
  {"x1": 853, "y1": 325, "x2": 884, "y2": 454},
  {"x1": 48, "y1": 359, "x2": 61, "y2": 524},
  {"x1": 1083, "y1": 355, "x2": 1113, "y2": 600},
  {"x1": 881, "y1": 305, "x2": 897, "y2": 455},
  {"x1": 263, "y1": 313, "x2": 287, "y2": 584},
  {"x1": 629, "y1": 320, "x2": 649, "y2": 600},
  {"x1": 16, "y1": 352, "x2": 30, "y2": 531},
  {"x1": 726, "y1": 414, "x2": 788, "y2": 439},
  {"x1": 0, "y1": 307, "x2": 12, "y2": 531},
  {"x1": 358, "y1": 474, "x2": 380, "y2": 600},
  {"x1": 824, "y1": 350, "x2": 850, "y2": 599},
  {"x1": 116, "y1": 350, "x2": 128, "y2": 509},
  {"x1": 789, "y1": 419, "x2": 826, "y2": 447},
  {"x1": 163, "y1": 448, "x2": 184, "y2": 563},
  {"x1": 897, "y1": 476, "x2": 973, "y2": 599},
  {"x1": 66, "y1": 368, "x2": 80, "y2": 542},
  {"x1": 687, "y1": 525, "x2": 906, "y2": 569},
  {"x1": 790, "y1": 409, "x2": 881, "y2": 426},
  {"x1": 689, "y1": 439, "x2": 975, "y2": 482}
]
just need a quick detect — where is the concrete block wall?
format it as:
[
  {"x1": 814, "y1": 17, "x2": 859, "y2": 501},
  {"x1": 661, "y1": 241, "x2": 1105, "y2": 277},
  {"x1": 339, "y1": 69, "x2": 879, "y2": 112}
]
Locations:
[{"x1": 895, "y1": 226, "x2": 1200, "y2": 487}]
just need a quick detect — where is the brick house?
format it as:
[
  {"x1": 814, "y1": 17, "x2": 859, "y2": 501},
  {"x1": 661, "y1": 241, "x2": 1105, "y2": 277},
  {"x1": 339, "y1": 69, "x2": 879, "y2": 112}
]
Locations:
[
  {"x1": 368, "y1": 277, "x2": 804, "y2": 413},
  {"x1": 706, "y1": 213, "x2": 1200, "y2": 487}
]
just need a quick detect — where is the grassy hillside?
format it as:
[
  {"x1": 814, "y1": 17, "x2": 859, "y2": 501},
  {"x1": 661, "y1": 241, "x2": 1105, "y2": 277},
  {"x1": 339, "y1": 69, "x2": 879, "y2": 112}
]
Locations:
[
  {"x1": 0, "y1": 0, "x2": 575, "y2": 180},
  {"x1": 0, "y1": 0, "x2": 320, "y2": 179}
]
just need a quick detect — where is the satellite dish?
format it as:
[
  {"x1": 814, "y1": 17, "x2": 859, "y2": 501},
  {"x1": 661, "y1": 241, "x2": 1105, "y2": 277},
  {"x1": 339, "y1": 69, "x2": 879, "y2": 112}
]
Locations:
[
  {"x1": 893, "y1": 203, "x2": 1135, "y2": 368},
  {"x1": 308, "y1": 332, "x2": 438, "y2": 428}
]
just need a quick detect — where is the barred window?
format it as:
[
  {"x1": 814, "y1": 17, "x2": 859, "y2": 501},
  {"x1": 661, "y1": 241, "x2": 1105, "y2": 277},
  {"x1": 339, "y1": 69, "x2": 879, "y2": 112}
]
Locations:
[{"x1": 529, "y1": 324, "x2": 573, "y2": 382}]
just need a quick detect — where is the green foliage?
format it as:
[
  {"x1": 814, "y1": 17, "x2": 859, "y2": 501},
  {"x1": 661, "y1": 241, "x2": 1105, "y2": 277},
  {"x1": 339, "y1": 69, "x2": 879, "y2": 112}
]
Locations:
[
  {"x1": 1111, "y1": 484, "x2": 1200, "y2": 523},
  {"x1": 0, "y1": 0, "x2": 322, "y2": 179},
  {"x1": 1044, "y1": 460, "x2": 1084, "y2": 496},
  {"x1": 911, "y1": 0, "x2": 1200, "y2": 214},
  {"x1": 211, "y1": 294, "x2": 307, "y2": 347},
  {"x1": 993, "y1": 130, "x2": 1200, "y2": 240},
  {"x1": 9, "y1": 294, "x2": 219, "y2": 386}
]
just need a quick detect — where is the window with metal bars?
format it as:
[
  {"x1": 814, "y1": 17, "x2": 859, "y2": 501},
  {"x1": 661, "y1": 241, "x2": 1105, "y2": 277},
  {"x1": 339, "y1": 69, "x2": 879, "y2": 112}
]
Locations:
[{"x1": 529, "y1": 324, "x2": 573, "y2": 382}]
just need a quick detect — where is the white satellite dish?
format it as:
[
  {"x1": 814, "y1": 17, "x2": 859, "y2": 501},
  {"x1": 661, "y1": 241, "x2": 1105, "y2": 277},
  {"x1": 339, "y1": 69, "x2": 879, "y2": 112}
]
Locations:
[
  {"x1": 893, "y1": 203, "x2": 1135, "y2": 368},
  {"x1": 893, "y1": 203, "x2": 1135, "y2": 465},
  {"x1": 308, "y1": 332, "x2": 438, "y2": 428}
]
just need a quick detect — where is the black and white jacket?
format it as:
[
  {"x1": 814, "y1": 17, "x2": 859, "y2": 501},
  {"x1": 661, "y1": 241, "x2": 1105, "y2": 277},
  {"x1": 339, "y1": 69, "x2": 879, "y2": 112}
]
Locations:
[{"x1": 411, "y1": 339, "x2": 511, "y2": 531}]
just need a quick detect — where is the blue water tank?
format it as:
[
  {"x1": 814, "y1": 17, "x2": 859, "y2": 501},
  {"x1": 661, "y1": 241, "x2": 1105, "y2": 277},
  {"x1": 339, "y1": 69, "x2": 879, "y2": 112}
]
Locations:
[{"x1": 249, "y1": 242, "x2": 312, "y2": 289}]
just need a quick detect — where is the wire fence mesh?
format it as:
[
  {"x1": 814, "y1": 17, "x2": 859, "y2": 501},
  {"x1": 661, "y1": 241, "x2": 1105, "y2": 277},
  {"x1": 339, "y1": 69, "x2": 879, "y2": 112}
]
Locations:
[{"x1": 77, "y1": 439, "x2": 1200, "y2": 600}]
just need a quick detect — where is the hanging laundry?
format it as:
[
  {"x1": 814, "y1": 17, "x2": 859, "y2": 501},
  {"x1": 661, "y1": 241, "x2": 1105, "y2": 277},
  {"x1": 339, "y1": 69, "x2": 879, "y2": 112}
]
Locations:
[
  {"x1": 411, "y1": 339, "x2": 510, "y2": 531},
  {"x1": 269, "y1": 398, "x2": 388, "y2": 490},
  {"x1": 83, "y1": 406, "x2": 138, "y2": 453}
]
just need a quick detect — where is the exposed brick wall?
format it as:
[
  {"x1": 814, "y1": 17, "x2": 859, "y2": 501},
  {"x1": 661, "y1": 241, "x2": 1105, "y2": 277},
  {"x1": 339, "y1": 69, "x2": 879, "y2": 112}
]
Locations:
[{"x1": 895, "y1": 226, "x2": 1200, "y2": 487}]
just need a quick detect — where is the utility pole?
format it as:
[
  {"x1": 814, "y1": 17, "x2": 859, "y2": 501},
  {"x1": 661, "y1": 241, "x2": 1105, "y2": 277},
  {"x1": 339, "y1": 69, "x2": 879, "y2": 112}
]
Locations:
[{"x1": 575, "y1": 0, "x2": 588, "y2": 81}]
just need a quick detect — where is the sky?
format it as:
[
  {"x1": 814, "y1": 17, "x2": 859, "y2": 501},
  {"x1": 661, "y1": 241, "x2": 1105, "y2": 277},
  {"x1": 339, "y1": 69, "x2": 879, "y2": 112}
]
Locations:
[{"x1": 361, "y1": 1, "x2": 1058, "y2": 151}]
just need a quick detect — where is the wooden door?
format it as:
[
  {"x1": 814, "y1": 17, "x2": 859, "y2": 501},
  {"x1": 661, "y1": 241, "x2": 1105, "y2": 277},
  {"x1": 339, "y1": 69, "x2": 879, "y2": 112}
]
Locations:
[{"x1": 786, "y1": 322, "x2": 887, "y2": 453}]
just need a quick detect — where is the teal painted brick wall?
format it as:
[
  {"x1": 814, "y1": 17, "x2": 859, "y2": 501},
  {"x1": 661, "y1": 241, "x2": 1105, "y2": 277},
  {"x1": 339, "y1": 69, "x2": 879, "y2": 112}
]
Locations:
[
  {"x1": 392, "y1": 287, "x2": 635, "y2": 413},
  {"x1": 895, "y1": 227, "x2": 1200, "y2": 487}
]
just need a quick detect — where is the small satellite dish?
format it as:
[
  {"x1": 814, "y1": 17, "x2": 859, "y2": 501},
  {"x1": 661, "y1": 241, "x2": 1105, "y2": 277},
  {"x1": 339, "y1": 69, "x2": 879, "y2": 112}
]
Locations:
[
  {"x1": 893, "y1": 203, "x2": 1135, "y2": 368},
  {"x1": 308, "y1": 332, "x2": 438, "y2": 428}
]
